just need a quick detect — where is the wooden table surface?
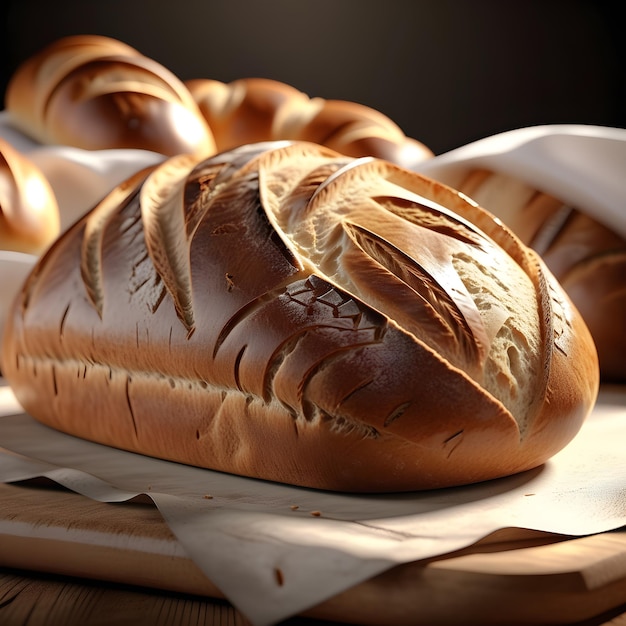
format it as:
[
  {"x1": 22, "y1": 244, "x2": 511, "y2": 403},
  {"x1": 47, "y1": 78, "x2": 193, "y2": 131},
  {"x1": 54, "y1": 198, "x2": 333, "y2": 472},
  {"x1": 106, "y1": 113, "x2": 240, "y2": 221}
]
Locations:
[{"x1": 1, "y1": 567, "x2": 624, "y2": 626}]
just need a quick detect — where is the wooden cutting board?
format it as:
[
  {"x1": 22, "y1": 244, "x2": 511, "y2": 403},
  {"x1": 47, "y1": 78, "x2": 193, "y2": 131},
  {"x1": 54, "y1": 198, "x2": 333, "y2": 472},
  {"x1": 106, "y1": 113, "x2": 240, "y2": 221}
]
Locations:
[{"x1": 0, "y1": 479, "x2": 625, "y2": 625}]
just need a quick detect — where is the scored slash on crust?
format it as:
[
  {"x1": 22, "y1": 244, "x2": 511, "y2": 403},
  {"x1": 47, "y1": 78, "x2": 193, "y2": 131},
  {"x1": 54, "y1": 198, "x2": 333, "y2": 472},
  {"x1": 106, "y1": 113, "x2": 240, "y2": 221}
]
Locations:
[
  {"x1": 140, "y1": 154, "x2": 202, "y2": 332},
  {"x1": 81, "y1": 168, "x2": 153, "y2": 318}
]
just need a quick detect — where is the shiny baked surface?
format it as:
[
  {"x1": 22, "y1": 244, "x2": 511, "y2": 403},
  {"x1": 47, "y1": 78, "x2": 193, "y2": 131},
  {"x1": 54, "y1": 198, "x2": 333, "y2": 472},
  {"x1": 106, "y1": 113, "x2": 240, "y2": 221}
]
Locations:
[{"x1": 1, "y1": 141, "x2": 598, "y2": 492}]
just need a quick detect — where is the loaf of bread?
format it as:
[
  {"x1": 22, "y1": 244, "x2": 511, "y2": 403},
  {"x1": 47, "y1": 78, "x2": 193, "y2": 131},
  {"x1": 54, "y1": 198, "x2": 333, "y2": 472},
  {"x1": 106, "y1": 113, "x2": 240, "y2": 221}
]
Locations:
[
  {"x1": 0, "y1": 137, "x2": 60, "y2": 254},
  {"x1": 455, "y1": 168, "x2": 626, "y2": 383},
  {"x1": 1, "y1": 142, "x2": 599, "y2": 492},
  {"x1": 5, "y1": 34, "x2": 433, "y2": 171},
  {"x1": 4, "y1": 35, "x2": 215, "y2": 157},
  {"x1": 186, "y1": 77, "x2": 433, "y2": 169}
]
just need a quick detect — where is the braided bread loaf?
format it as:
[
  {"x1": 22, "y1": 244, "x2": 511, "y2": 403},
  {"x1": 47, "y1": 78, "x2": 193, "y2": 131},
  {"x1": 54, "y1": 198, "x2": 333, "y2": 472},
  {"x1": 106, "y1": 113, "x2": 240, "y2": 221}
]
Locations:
[
  {"x1": 4, "y1": 35, "x2": 215, "y2": 157},
  {"x1": 0, "y1": 137, "x2": 60, "y2": 254},
  {"x1": 455, "y1": 169, "x2": 626, "y2": 382},
  {"x1": 186, "y1": 77, "x2": 433, "y2": 168},
  {"x1": 4, "y1": 35, "x2": 432, "y2": 168},
  {"x1": 1, "y1": 141, "x2": 598, "y2": 492}
]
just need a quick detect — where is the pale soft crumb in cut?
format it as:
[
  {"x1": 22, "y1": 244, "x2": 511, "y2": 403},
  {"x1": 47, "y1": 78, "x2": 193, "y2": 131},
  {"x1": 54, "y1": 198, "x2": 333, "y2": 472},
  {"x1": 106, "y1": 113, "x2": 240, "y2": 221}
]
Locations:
[{"x1": 452, "y1": 250, "x2": 542, "y2": 433}]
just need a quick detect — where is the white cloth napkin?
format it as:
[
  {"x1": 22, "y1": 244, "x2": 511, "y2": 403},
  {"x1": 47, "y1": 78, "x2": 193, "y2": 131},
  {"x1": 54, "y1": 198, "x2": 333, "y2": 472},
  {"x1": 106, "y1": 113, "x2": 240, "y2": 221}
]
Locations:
[{"x1": 414, "y1": 124, "x2": 626, "y2": 238}]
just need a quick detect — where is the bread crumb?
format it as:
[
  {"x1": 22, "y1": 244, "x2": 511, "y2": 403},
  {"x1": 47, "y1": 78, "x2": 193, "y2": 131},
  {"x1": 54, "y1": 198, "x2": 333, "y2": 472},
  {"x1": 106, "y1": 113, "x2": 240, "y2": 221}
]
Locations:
[
  {"x1": 203, "y1": 494, "x2": 213, "y2": 499},
  {"x1": 274, "y1": 567, "x2": 284, "y2": 586},
  {"x1": 225, "y1": 273, "x2": 235, "y2": 292},
  {"x1": 290, "y1": 505, "x2": 299, "y2": 510}
]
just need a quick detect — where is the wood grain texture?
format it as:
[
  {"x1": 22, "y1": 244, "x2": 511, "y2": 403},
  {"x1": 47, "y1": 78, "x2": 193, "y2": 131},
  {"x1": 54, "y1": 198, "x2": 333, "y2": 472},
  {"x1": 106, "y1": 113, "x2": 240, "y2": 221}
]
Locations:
[
  {"x1": 0, "y1": 565, "x2": 624, "y2": 626},
  {"x1": 0, "y1": 571, "x2": 252, "y2": 626}
]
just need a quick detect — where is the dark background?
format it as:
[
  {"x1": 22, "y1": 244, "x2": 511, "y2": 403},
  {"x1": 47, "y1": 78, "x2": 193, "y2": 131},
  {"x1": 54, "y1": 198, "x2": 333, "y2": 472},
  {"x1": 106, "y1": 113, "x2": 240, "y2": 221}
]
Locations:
[{"x1": 1, "y1": 0, "x2": 624, "y2": 155}]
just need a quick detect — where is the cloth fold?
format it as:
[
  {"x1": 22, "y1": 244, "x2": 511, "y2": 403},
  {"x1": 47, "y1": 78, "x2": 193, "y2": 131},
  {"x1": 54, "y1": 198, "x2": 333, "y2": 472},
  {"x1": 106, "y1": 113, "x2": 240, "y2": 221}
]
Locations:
[{"x1": 415, "y1": 124, "x2": 626, "y2": 238}]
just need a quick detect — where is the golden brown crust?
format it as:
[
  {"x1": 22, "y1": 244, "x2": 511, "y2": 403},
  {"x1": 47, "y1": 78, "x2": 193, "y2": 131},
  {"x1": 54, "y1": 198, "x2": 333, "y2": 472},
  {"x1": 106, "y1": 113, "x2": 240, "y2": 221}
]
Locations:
[
  {"x1": 0, "y1": 137, "x2": 60, "y2": 254},
  {"x1": 5, "y1": 35, "x2": 215, "y2": 157},
  {"x1": 185, "y1": 77, "x2": 433, "y2": 168},
  {"x1": 1, "y1": 143, "x2": 599, "y2": 492}
]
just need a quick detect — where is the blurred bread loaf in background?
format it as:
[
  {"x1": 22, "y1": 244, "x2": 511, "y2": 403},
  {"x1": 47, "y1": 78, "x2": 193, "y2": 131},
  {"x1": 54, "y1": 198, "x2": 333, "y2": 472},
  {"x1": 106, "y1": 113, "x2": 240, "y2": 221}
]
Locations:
[
  {"x1": 4, "y1": 35, "x2": 215, "y2": 157},
  {"x1": 0, "y1": 136, "x2": 59, "y2": 254},
  {"x1": 186, "y1": 77, "x2": 433, "y2": 169}
]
